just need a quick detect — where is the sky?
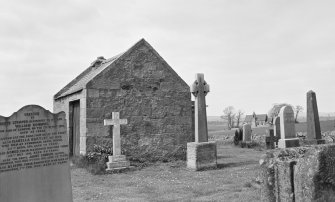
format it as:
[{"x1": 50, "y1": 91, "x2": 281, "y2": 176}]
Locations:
[{"x1": 0, "y1": 0, "x2": 335, "y2": 117}]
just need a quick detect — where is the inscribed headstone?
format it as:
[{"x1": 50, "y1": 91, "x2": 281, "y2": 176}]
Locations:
[
  {"x1": 0, "y1": 105, "x2": 72, "y2": 202},
  {"x1": 280, "y1": 106, "x2": 296, "y2": 139},
  {"x1": 278, "y1": 106, "x2": 299, "y2": 148},
  {"x1": 306, "y1": 90, "x2": 322, "y2": 141},
  {"x1": 242, "y1": 124, "x2": 252, "y2": 142}
]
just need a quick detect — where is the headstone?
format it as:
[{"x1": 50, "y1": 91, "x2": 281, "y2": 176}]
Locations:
[
  {"x1": 0, "y1": 105, "x2": 73, "y2": 202},
  {"x1": 273, "y1": 116, "x2": 281, "y2": 141},
  {"x1": 265, "y1": 129, "x2": 277, "y2": 149},
  {"x1": 277, "y1": 106, "x2": 300, "y2": 148},
  {"x1": 104, "y1": 112, "x2": 130, "y2": 171},
  {"x1": 187, "y1": 73, "x2": 217, "y2": 171},
  {"x1": 306, "y1": 90, "x2": 325, "y2": 145},
  {"x1": 242, "y1": 124, "x2": 252, "y2": 142}
]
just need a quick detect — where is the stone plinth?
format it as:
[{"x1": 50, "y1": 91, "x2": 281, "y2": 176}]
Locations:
[
  {"x1": 303, "y1": 139, "x2": 326, "y2": 146},
  {"x1": 278, "y1": 138, "x2": 300, "y2": 148},
  {"x1": 106, "y1": 155, "x2": 130, "y2": 171},
  {"x1": 187, "y1": 142, "x2": 217, "y2": 171},
  {"x1": 260, "y1": 144, "x2": 335, "y2": 202}
]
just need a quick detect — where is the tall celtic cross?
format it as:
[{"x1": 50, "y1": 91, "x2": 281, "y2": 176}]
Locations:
[
  {"x1": 191, "y1": 73, "x2": 210, "y2": 142},
  {"x1": 104, "y1": 112, "x2": 128, "y2": 156}
]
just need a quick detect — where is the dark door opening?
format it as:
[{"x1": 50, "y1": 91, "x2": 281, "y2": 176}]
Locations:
[{"x1": 69, "y1": 100, "x2": 80, "y2": 157}]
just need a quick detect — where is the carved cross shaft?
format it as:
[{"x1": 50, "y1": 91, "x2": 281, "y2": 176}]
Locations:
[
  {"x1": 104, "y1": 112, "x2": 128, "y2": 156},
  {"x1": 190, "y1": 73, "x2": 210, "y2": 142}
]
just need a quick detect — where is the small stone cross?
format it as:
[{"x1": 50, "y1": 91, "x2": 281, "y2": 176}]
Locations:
[
  {"x1": 190, "y1": 73, "x2": 210, "y2": 142},
  {"x1": 104, "y1": 112, "x2": 128, "y2": 156}
]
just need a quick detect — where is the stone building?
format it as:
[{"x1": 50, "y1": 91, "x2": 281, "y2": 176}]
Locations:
[
  {"x1": 243, "y1": 113, "x2": 268, "y2": 127},
  {"x1": 53, "y1": 39, "x2": 192, "y2": 160}
]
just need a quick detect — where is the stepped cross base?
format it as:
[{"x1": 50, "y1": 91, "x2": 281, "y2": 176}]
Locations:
[
  {"x1": 278, "y1": 138, "x2": 300, "y2": 148},
  {"x1": 187, "y1": 141, "x2": 217, "y2": 171},
  {"x1": 106, "y1": 155, "x2": 130, "y2": 171}
]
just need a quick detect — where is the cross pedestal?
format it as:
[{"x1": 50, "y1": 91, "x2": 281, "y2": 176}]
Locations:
[
  {"x1": 104, "y1": 112, "x2": 130, "y2": 171},
  {"x1": 187, "y1": 73, "x2": 217, "y2": 171}
]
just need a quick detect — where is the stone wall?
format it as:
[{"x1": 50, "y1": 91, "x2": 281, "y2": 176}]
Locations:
[
  {"x1": 53, "y1": 90, "x2": 87, "y2": 155},
  {"x1": 85, "y1": 42, "x2": 192, "y2": 161},
  {"x1": 260, "y1": 144, "x2": 335, "y2": 202}
]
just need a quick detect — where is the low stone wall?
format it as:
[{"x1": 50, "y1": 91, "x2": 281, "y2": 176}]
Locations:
[
  {"x1": 209, "y1": 130, "x2": 335, "y2": 149},
  {"x1": 259, "y1": 144, "x2": 335, "y2": 202}
]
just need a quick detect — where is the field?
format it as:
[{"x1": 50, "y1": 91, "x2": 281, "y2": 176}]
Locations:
[{"x1": 71, "y1": 120, "x2": 335, "y2": 201}]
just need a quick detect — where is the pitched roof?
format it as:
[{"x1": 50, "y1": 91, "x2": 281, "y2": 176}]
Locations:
[
  {"x1": 244, "y1": 115, "x2": 253, "y2": 122},
  {"x1": 54, "y1": 54, "x2": 122, "y2": 99},
  {"x1": 256, "y1": 114, "x2": 268, "y2": 122},
  {"x1": 54, "y1": 38, "x2": 188, "y2": 100},
  {"x1": 244, "y1": 114, "x2": 268, "y2": 122}
]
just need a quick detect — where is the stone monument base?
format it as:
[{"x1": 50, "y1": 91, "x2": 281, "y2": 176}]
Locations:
[
  {"x1": 278, "y1": 138, "x2": 300, "y2": 148},
  {"x1": 304, "y1": 139, "x2": 326, "y2": 145},
  {"x1": 106, "y1": 155, "x2": 130, "y2": 171},
  {"x1": 187, "y1": 141, "x2": 217, "y2": 171},
  {"x1": 241, "y1": 141, "x2": 252, "y2": 148}
]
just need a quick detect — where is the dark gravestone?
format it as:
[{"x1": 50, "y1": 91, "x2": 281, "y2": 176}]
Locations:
[
  {"x1": 306, "y1": 90, "x2": 325, "y2": 145},
  {"x1": 233, "y1": 128, "x2": 243, "y2": 145},
  {"x1": 265, "y1": 129, "x2": 277, "y2": 149},
  {"x1": 0, "y1": 105, "x2": 72, "y2": 202}
]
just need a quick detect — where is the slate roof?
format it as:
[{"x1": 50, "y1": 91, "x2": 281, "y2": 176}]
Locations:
[
  {"x1": 54, "y1": 54, "x2": 122, "y2": 99},
  {"x1": 54, "y1": 38, "x2": 188, "y2": 100},
  {"x1": 244, "y1": 115, "x2": 253, "y2": 122}
]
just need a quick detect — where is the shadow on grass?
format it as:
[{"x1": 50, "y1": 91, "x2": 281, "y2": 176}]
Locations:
[{"x1": 217, "y1": 160, "x2": 258, "y2": 169}]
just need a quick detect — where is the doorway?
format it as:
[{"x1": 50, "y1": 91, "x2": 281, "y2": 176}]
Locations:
[{"x1": 69, "y1": 100, "x2": 80, "y2": 157}]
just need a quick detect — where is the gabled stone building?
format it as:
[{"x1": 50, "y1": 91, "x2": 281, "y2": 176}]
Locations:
[
  {"x1": 244, "y1": 113, "x2": 268, "y2": 127},
  {"x1": 53, "y1": 39, "x2": 192, "y2": 160}
]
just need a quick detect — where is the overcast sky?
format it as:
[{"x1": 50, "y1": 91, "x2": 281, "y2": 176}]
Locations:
[{"x1": 0, "y1": 0, "x2": 334, "y2": 116}]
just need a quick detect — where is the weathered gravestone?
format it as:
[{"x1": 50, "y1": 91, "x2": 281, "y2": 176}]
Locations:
[
  {"x1": 273, "y1": 116, "x2": 281, "y2": 141},
  {"x1": 187, "y1": 73, "x2": 217, "y2": 171},
  {"x1": 260, "y1": 144, "x2": 335, "y2": 202},
  {"x1": 242, "y1": 123, "x2": 252, "y2": 142},
  {"x1": 104, "y1": 112, "x2": 130, "y2": 171},
  {"x1": 0, "y1": 105, "x2": 72, "y2": 202},
  {"x1": 265, "y1": 129, "x2": 277, "y2": 149},
  {"x1": 305, "y1": 90, "x2": 325, "y2": 145},
  {"x1": 277, "y1": 106, "x2": 300, "y2": 148}
]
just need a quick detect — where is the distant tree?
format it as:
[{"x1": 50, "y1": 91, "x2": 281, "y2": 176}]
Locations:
[
  {"x1": 235, "y1": 110, "x2": 245, "y2": 128},
  {"x1": 268, "y1": 103, "x2": 293, "y2": 119},
  {"x1": 294, "y1": 105, "x2": 303, "y2": 123},
  {"x1": 221, "y1": 106, "x2": 235, "y2": 130}
]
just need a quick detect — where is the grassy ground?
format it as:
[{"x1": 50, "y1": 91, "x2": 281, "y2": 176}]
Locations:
[
  {"x1": 72, "y1": 144, "x2": 263, "y2": 201},
  {"x1": 72, "y1": 121, "x2": 335, "y2": 201}
]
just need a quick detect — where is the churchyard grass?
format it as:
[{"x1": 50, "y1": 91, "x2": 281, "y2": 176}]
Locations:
[
  {"x1": 71, "y1": 120, "x2": 335, "y2": 201},
  {"x1": 71, "y1": 144, "x2": 262, "y2": 201},
  {"x1": 71, "y1": 123, "x2": 263, "y2": 201}
]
